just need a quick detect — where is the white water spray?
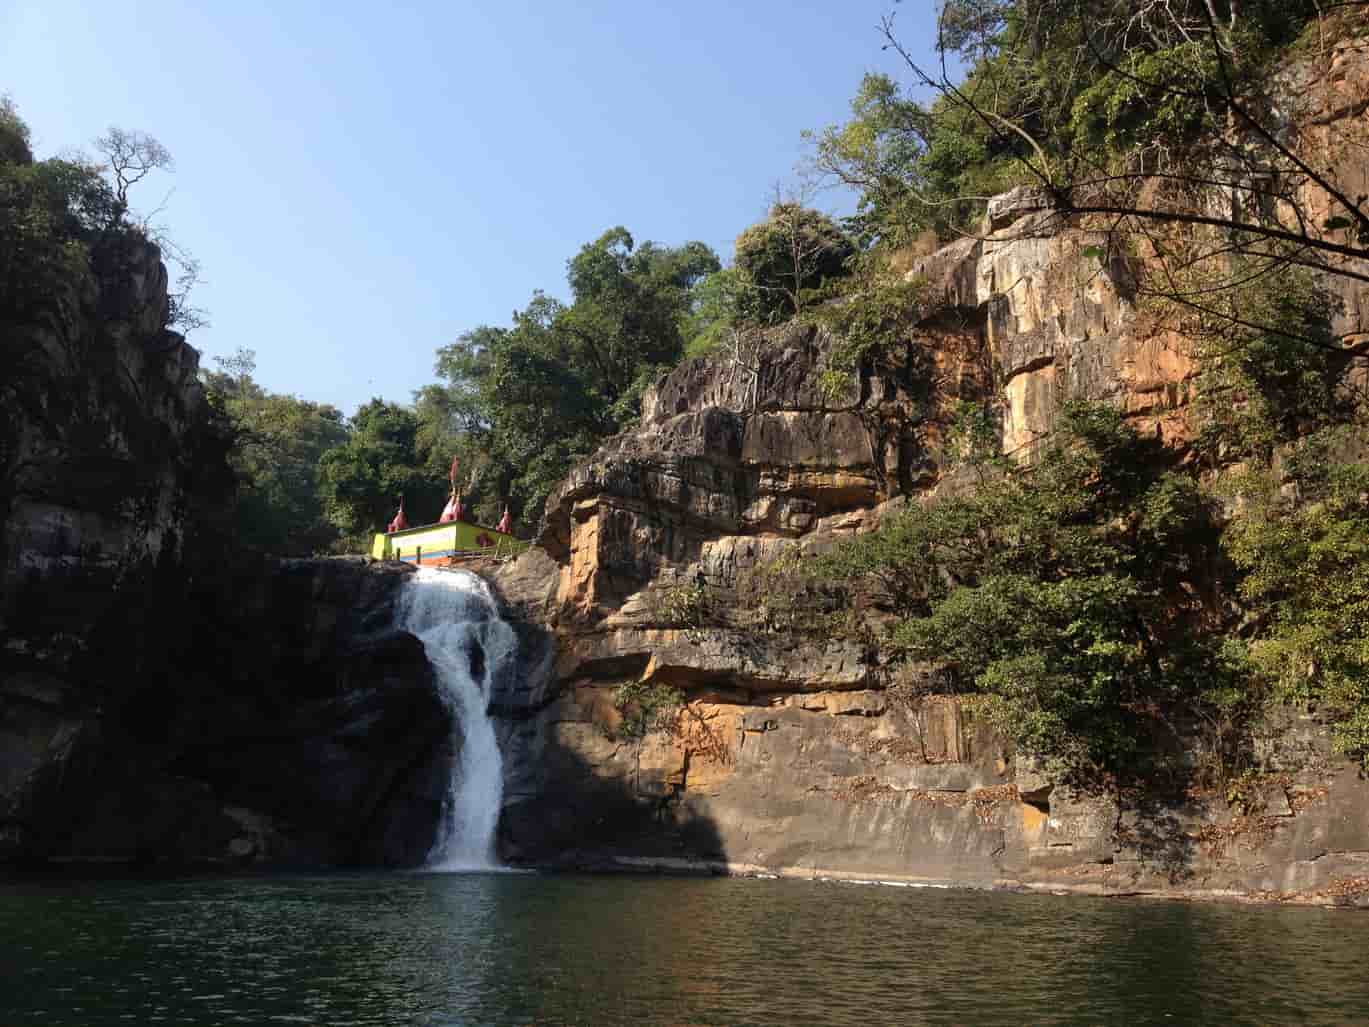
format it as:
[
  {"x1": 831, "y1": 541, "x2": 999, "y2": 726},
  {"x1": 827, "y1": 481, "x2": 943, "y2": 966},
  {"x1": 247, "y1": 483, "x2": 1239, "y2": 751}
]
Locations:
[{"x1": 396, "y1": 567, "x2": 516, "y2": 870}]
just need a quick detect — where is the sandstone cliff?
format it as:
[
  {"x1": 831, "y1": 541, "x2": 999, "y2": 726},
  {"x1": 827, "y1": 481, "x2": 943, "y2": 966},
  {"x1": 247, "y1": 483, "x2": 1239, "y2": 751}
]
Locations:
[{"x1": 488, "y1": 39, "x2": 1369, "y2": 901}]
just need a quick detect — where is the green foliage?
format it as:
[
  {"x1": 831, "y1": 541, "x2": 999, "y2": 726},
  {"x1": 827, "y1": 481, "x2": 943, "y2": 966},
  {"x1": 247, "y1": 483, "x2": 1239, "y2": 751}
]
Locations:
[
  {"x1": 654, "y1": 581, "x2": 709, "y2": 627},
  {"x1": 1223, "y1": 430, "x2": 1369, "y2": 767},
  {"x1": 683, "y1": 267, "x2": 757, "y2": 359},
  {"x1": 905, "y1": 573, "x2": 1153, "y2": 771},
  {"x1": 317, "y1": 399, "x2": 444, "y2": 547},
  {"x1": 0, "y1": 96, "x2": 33, "y2": 165},
  {"x1": 611, "y1": 682, "x2": 684, "y2": 740},
  {"x1": 806, "y1": 74, "x2": 944, "y2": 246},
  {"x1": 733, "y1": 204, "x2": 854, "y2": 323},
  {"x1": 811, "y1": 2, "x2": 1326, "y2": 245},
  {"x1": 0, "y1": 127, "x2": 118, "y2": 326},
  {"x1": 1191, "y1": 268, "x2": 1344, "y2": 462},
  {"x1": 1, "y1": 100, "x2": 179, "y2": 529},
  {"x1": 807, "y1": 270, "x2": 927, "y2": 396},
  {"x1": 814, "y1": 402, "x2": 1225, "y2": 778},
  {"x1": 944, "y1": 400, "x2": 1006, "y2": 479},
  {"x1": 426, "y1": 229, "x2": 719, "y2": 526},
  {"x1": 1067, "y1": 41, "x2": 1218, "y2": 154},
  {"x1": 201, "y1": 349, "x2": 348, "y2": 555}
]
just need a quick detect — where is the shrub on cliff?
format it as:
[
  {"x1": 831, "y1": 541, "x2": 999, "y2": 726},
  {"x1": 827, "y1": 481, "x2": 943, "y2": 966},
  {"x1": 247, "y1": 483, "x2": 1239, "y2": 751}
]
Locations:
[
  {"x1": 1186, "y1": 266, "x2": 1346, "y2": 464},
  {"x1": 733, "y1": 203, "x2": 855, "y2": 324},
  {"x1": 804, "y1": 267, "x2": 928, "y2": 396},
  {"x1": 0, "y1": 126, "x2": 117, "y2": 324},
  {"x1": 1224, "y1": 428, "x2": 1369, "y2": 768},
  {"x1": 611, "y1": 682, "x2": 684, "y2": 740},
  {"x1": 813, "y1": 402, "x2": 1230, "y2": 781}
]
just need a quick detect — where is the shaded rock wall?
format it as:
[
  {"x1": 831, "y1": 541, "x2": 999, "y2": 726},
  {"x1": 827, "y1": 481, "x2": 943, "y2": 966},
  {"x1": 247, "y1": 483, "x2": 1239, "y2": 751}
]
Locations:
[
  {"x1": 1, "y1": 555, "x2": 453, "y2": 868},
  {"x1": 1, "y1": 236, "x2": 453, "y2": 869},
  {"x1": 2, "y1": 236, "x2": 213, "y2": 604}
]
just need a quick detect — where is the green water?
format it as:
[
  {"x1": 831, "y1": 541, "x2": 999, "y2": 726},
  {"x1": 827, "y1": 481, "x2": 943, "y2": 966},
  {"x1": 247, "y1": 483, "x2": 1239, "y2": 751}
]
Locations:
[{"x1": 1, "y1": 872, "x2": 1366, "y2": 1026}]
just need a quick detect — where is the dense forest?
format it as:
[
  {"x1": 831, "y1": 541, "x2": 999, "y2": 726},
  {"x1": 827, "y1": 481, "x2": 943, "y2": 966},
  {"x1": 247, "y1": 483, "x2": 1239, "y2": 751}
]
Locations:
[{"x1": 4, "y1": 0, "x2": 1367, "y2": 792}]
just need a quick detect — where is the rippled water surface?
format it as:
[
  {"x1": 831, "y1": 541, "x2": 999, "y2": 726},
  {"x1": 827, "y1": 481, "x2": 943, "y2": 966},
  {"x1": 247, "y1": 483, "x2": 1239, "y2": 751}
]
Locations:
[{"x1": 2, "y1": 872, "x2": 1368, "y2": 1026}]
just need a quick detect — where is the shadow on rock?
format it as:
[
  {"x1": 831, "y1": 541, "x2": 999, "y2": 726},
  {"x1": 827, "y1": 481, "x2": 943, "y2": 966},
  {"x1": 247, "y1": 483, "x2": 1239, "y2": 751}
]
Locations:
[{"x1": 485, "y1": 578, "x2": 728, "y2": 873}]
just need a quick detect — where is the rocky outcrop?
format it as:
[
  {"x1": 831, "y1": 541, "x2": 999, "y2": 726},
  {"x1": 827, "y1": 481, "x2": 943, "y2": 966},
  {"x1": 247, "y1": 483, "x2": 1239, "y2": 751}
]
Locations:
[
  {"x1": 1, "y1": 556, "x2": 452, "y2": 867},
  {"x1": 0, "y1": 235, "x2": 454, "y2": 869},
  {"x1": 495, "y1": 671, "x2": 1369, "y2": 902},
  {"x1": 490, "y1": 44, "x2": 1369, "y2": 902},
  {"x1": 505, "y1": 189, "x2": 1173, "y2": 697},
  {"x1": 1, "y1": 235, "x2": 215, "y2": 605}
]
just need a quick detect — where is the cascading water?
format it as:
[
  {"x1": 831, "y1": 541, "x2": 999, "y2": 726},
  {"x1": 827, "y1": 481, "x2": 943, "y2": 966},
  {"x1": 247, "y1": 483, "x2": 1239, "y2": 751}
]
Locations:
[{"x1": 395, "y1": 567, "x2": 516, "y2": 870}]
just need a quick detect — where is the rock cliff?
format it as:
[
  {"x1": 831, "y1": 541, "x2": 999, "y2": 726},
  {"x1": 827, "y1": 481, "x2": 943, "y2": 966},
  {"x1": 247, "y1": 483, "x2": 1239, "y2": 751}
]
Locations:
[
  {"x1": 1, "y1": 237, "x2": 451, "y2": 868},
  {"x1": 489, "y1": 40, "x2": 1369, "y2": 902}
]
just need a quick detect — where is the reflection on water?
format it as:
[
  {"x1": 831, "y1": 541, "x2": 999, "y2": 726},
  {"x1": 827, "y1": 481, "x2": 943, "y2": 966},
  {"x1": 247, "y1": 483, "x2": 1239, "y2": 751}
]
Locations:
[{"x1": 1, "y1": 872, "x2": 1367, "y2": 1026}]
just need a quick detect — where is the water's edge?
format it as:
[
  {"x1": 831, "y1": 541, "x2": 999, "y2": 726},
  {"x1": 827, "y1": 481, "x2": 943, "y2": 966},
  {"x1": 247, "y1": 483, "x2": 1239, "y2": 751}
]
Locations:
[{"x1": 496, "y1": 859, "x2": 1369, "y2": 910}]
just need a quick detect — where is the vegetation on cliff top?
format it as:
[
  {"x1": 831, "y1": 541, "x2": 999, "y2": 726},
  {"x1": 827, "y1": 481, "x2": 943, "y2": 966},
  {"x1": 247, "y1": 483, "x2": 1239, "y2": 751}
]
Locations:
[{"x1": 0, "y1": 98, "x2": 224, "y2": 570}]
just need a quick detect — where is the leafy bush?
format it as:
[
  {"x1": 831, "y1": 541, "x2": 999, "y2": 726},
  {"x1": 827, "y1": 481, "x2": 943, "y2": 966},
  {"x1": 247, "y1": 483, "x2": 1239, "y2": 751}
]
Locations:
[
  {"x1": 733, "y1": 204, "x2": 854, "y2": 324},
  {"x1": 653, "y1": 582, "x2": 709, "y2": 628},
  {"x1": 807, "y1": 272, "x2": 927, "y2": 397},
  {"x1": 813, "y1": 402, "x2": 1227, "y2": 780},
  {"x1": 1223, "y1": 429, "x2": 1369, "y2": 767},
  {"x1": 1190, "y1": 267, "x2": 1344, "y2": 462},
  {"x1": 611, "y1": 682, "x2": 684, "y2": 740}
]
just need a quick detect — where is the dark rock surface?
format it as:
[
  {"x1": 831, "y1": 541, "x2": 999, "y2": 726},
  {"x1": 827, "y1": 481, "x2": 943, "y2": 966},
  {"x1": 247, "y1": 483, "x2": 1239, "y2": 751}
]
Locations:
[
  {"x1": 1, "y1": 556, "x2": 452, "y2": 867},
  {"x1": 1, "y1": 232, "x2": 454, "y2": 868}
]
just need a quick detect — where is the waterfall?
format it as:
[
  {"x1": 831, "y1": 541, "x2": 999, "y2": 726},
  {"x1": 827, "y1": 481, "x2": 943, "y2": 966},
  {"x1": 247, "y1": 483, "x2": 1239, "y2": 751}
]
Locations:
[{"x1": 395, "y1": 567, "x2": 516, "y2": 870}]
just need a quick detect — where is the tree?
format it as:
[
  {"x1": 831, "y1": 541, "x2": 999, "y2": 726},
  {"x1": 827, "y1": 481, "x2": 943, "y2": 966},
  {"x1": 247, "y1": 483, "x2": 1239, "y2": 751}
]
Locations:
[
  {"x1": 805, "y1": 72, "x2": 980, "y2": 247},
  {"x1": 858, "y1": 2, "x2": 1369, "y2": 289},
  {"x1": 88, "y1": 124, "x2": 205, "y2": 333},
  {"x1": 733, "y1": 193, "x2": 855, "y2": 323},
  {"x1": 1224, "y1": 430, "x2": 1369, "y2": 768},
  {"x1": 93, "y1": 127, "x2": 173, "y2": 223},
  {"x1": 812, "y1": 402, "x2": 1228, "y2": 780},
  {"x1": 682, "y1": 267, "x2": 759, "y2": 358},
  {"x1": 318, "y1": 399, "x2": 441, "y2": 545},
  {"x1": 426, "y1": 229, "x2": 720, "y2": 528},
  {"x1": 0, "y1": 96, "x2": 32, "y2": 164},
  {"x1": 201, "y1": 348, "x2": 348, "y2": 555}
]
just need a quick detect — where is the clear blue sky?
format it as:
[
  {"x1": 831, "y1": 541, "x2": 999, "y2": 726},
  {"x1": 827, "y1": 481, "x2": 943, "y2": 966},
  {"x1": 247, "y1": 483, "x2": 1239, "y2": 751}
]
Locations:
[{"x1": 2, "y1": 0, "x2": 938, "y2": 415}]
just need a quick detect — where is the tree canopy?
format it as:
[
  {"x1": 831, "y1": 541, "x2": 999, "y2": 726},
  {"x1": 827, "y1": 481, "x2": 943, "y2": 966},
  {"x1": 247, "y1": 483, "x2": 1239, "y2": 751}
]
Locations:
[
  {"x1": 201, "y1": 349, "x2": 349, "y2": 555},
  {"x1": 810, "y1": 0, "x2": 1369, "y2": 284},
  {"x1": 421, "y1": 228, "x2": 720, "y2": 527}
]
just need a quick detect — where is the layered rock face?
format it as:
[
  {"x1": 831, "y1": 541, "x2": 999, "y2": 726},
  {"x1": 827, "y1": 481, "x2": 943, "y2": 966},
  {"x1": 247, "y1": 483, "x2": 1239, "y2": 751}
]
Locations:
[
  {"x1": 2, "y1": 236, "x2": 209, "y2": 602},
  {"x1": 1, "y1": 238, "x2": 452, "y2": 868},
  {"x1": 491, "y1": 75, "x2": 1369, "y2": 898}
]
